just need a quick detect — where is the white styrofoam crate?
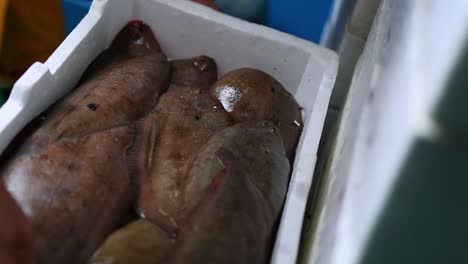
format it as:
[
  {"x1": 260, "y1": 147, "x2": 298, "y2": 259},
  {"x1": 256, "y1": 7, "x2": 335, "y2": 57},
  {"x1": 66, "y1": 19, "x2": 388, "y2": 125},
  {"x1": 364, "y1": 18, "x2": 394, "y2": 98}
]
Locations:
[
  {"x1": 321, "y1": 0, "x2": 381, "y2": 49},
  {"x1": 306, "y1": 0, "x2": 468, "y2": 263},
  {"x1": 0, "y1": 0, "x2": 338, "y2": 262},
  {"x1": 320, "y1": 0, "x2": 380, "y2": 109},
  {"x1": 305, "y1": 1, "x2": 405, "y2": 263}
]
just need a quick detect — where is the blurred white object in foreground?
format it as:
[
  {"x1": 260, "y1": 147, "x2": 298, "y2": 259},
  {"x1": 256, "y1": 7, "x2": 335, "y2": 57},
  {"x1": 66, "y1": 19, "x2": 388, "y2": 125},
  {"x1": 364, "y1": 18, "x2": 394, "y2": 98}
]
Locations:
[{"x1": 308, "y1": 0, "x2": 468, "y2": 263}]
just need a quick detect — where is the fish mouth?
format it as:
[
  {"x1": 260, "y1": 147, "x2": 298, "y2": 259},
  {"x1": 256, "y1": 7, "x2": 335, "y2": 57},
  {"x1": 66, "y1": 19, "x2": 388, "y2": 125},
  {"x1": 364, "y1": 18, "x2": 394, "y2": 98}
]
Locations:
[{"x1": 112, "y1": 21, "x2": 162, "y2": 53}]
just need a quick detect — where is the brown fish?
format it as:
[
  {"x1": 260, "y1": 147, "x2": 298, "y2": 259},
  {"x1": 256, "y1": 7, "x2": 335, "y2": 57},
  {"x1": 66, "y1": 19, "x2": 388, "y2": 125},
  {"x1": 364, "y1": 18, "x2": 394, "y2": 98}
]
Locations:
[
  {"x1": 91, "y1": 121, "x2": 289, "y2": 264},
  {"x1": 169, "y1": 121, "x2": 290, "y2": 264},
  {"x1": 0, "y1": 21, "x2": 171, "y2": 264},
  {"x1": 89, "y1": 220, "x2": 174, "y2": 264},
  {"x1": 170, "y1": 56, "x2": 218, "y2": 87},
  {"x1": 134, "y1": 56, "x2": 232, "y2": 232},
  {"x1": 87, "y1": 56, "x2": 226, "y2": 264},
  {"x1": 0, "y1": 180, "x2": 34, "y2": 264},
  {"x1": 19, "y1": 21, "x2": 170, "y2": 152},
  {"x1": 210, "y1": 68, "x2": 303, "y2": 159},
  {"x1": 4, "y1": 126, "x2": 134, "y2": 264}
]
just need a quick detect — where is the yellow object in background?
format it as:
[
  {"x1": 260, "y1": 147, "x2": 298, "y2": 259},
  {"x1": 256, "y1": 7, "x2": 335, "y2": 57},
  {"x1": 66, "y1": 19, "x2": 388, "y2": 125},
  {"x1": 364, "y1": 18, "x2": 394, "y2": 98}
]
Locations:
[
  {"x1": 0, "y1": 0, "x2": 64, "y2": 87},
  {"x1": 0, "y1": 1, "x2": 7, "y2": 45}
]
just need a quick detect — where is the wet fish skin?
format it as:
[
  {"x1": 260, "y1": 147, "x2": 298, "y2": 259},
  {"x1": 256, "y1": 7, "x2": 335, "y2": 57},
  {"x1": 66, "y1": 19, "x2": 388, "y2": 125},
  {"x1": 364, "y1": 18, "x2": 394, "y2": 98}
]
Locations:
[
  {"x1": 170, "y1": 121, "x2": 290, "y2": 264},
  {"x1": 89, "y1": 220, "x2": 174, "y2": 264},
  {"x1": 170, "y1": 56, "x2": 218, "y2": 88},
  {"x1": 0, "y1": 22, "x2": 171, "y2": 264},
  {"x1": 89, "y1": 55, "x2": 227, "y2": 263},
  {"x1": 134, "y1": 56, "x2": 231, "y2": 231},
  {"x1": 210, "y1": 68, "x2": 303, "y2": 159},
  {"x1": 91, "y1": 121, "x2": 289, "y2": 264},
  {"x1": 4, "y1": 126, "x2": 135, "y2": 264},
  {"x1": 20, "y1": 21, "x2": 171, "y2": 151}
]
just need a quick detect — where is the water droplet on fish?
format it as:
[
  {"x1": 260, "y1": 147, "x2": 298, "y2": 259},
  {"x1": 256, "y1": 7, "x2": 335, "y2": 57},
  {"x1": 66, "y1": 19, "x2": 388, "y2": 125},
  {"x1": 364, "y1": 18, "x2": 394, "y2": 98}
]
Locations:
[
  {"x1": 139, "y1": 212, "x2": 146, "y2": 219},
  {"x1": 293, "y1": 120, "x2": 301, "y2": 127},
  {"x1": 169, "y1": 217, "x2": 177, "y2": 228},
  {"x1": 194, "y1": 60, "x2": 208, "y2": 71},
  {"x1": 134, "y1": 36, "x2": 145, "y2": 45},
  {"x1": 218, "y1": 85, "x2": 241, "y2": 112},
  {"x1": 158, "y1": 209, "x2": 169, "y2": 217}
]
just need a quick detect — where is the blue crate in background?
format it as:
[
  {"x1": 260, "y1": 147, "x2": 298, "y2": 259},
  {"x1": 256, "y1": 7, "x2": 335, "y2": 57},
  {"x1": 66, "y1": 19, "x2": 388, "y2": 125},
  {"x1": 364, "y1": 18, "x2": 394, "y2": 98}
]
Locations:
[
  {"x1": 62, "y1": 0, "x2": 333, "y2": 44},
  {"x1": 62, "y1": 0, "x2": 92, "y2": 35},
  {"x1": 266, "y1": 0, "x2": 334, "y2": 44}
]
